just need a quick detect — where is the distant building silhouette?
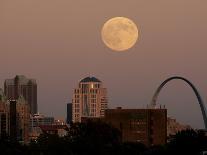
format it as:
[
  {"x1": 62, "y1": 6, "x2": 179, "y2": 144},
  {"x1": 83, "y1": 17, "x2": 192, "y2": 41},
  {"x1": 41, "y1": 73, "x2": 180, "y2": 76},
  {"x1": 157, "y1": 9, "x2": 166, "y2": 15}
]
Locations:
[
  {"x1": 104, "y1": 107, "x2": 167, "y2": 146},
  {"x1": 4, "y1": 75, "x2": 37, "y2": 114},
  {"x1": 30, "y1": 113, "x2": 54, "y2": 128},
  {"x1": 167, "y1": 117, "x2": 191, "y2": 136},
  {"x1": 66, "y1": 103, "x2": 72, "y2": 124},
  {"x1": 72, "y1": 76, "x2": 108, "y2": 122}
]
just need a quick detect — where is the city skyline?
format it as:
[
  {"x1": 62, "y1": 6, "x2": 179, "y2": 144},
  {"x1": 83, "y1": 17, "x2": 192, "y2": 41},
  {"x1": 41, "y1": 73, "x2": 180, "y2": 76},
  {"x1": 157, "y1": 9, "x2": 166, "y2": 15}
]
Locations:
[{"x1": 1, "y1": 0, "x2": 207, "y2": 129}]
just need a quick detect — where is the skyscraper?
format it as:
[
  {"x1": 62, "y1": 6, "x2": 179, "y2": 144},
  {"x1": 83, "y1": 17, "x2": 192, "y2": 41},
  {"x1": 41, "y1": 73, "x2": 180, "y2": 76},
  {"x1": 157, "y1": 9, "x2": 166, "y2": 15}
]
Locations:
[
  {"x1": 4, "y1": 75, "x2": 37, "y2": 114},
  {"x1": 72, "y1": 76, "x2": 108, "y2": 122}
]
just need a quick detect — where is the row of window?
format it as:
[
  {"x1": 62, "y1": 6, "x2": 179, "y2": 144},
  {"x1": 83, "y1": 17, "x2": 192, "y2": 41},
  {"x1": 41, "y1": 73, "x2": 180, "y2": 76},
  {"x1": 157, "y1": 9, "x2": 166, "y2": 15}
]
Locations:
[
  {"x1": 74, "y1": 89, "x2": 99, "y2": 94},
  {"x1": 79, "y1": 84, "x2": 100, "y2": 89},
  {"x1": 73, "y1": 99, "x2": 98, "y2": 103},
  {"x1": 74, "y1": 94, "x2": 97, "y2": 99},
  {"x1": 74, "y1": 108, "x2": 97, "y2": 113},
  {"x1": 74, "y1": 104, "x2": 97, "y2": 108}
]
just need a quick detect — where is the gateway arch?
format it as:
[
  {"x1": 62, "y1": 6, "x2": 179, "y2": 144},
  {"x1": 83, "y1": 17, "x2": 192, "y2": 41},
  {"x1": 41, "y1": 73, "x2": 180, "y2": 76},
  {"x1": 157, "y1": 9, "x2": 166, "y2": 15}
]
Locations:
[{"x1": 150, "y1": 76, "x2": 207, "y2": 129}]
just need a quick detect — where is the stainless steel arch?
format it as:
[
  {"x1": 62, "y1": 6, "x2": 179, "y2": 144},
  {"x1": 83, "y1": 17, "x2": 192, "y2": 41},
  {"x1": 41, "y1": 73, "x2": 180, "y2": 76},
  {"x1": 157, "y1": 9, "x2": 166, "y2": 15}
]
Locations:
[{"x1": 150, "y1": 76, "x2": 207, "y2": 129}]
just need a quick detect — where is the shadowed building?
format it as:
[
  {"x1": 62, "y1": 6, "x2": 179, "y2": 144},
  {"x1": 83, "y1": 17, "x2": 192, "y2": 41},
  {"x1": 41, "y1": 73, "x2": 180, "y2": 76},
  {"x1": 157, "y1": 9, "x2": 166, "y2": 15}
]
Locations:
[
  {"x1": 66, "y1": 103, "x2": 72, "y2": 124},
  {"x1": 4, "y1": 75, "x2": 37, "y2": 114},
  {"x1": 30, "y1": 113, "x2": 54, "y2": 129},
  {"x1": 104, "y1": 107, "x2": 167, "y2": 146},
  {"x1": 72, "y1": 76, "x2": 108, "y2": 122},
  {"x1": 39, "y1": 125, "x2": 68, "y2": 137}
]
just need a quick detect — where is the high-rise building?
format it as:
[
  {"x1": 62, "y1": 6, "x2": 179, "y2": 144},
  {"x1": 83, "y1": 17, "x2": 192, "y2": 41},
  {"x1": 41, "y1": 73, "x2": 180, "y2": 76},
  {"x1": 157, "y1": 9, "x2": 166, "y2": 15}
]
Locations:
[
  {"x1": 104, "y1": 107, "x2": 167, "y2": 146},
  {"x1": 72, "y1": 76, "x2": 108, "y2": 122},
  {"x1": 4, "y1": 75, "x2": 37, "y2": 114},
  {"x1": 66, "y1": 103, "x2": 72, "y2": 124},
  {"x1": 9, "y1": 98, "x2": 30, "y2": 143}
]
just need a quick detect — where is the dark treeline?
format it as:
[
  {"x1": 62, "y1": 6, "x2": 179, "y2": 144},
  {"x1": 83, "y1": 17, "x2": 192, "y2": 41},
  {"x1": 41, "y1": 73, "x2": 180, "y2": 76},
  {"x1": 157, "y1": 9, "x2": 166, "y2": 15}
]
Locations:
[{"x1": 0, "y1": 121, "x2": 207, "y2": 155}]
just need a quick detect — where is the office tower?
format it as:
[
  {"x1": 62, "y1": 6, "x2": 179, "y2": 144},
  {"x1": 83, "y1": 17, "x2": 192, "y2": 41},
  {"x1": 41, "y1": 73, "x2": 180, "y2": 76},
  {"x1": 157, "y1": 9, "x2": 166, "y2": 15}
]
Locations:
[
  {"x1": 104, "y1": 107, "x2": 167, "y2": 146},
  {"x1": 72, "y1": 76, "x2": 108, "y2": 122},
  {"x1": 4, "y1": 75, "x2": 37, "y2": 114},
  {"x1": 66, "y1": 103, "x2": 72, "y2": 124}
]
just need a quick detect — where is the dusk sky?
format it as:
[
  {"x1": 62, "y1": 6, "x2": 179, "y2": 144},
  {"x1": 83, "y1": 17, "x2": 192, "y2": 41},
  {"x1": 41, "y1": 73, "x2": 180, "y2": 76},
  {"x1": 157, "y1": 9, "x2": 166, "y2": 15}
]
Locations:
[{"x1": 0, "y1": 0, "x2": 206, "y2": 128}]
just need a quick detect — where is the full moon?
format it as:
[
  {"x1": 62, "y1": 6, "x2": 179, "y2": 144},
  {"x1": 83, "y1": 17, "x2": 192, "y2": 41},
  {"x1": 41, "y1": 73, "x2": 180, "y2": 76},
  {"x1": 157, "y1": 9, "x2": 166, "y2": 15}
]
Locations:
[{"x1": 101, "y1": 17, "x2": 139, "y2": 51}]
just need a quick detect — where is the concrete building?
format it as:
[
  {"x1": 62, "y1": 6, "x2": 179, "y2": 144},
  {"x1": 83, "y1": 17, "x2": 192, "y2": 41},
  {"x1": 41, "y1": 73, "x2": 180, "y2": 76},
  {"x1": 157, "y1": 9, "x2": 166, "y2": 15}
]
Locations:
[
  {"x1": 72, "y1": 76, "x2": 108, "y2": 122},
  {"x1": 104, "y1": 107, "x2": 167, "y2": 146},
  {"x1": 4, "y1": 75, "x2": 37, "y2": 114}
]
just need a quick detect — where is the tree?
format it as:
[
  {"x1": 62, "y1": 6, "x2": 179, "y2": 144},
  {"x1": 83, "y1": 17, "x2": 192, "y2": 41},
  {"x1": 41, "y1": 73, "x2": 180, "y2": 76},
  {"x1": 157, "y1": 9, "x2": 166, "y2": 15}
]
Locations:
[
  {"x1": 67, "y1": 120, "x2": 122, "y2": 155},
  {"x1": 167, "y1": 129, "x2": 207, "y2": 155}
]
